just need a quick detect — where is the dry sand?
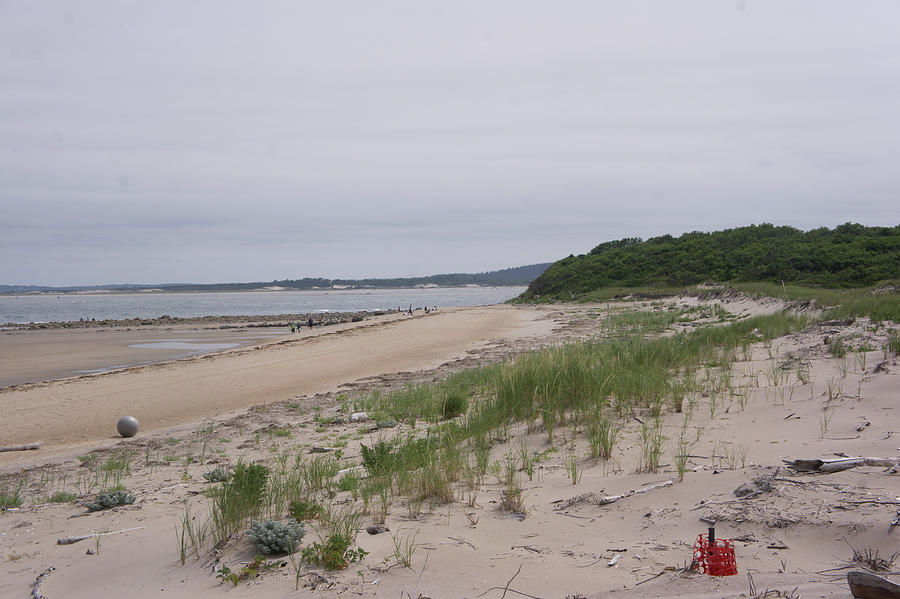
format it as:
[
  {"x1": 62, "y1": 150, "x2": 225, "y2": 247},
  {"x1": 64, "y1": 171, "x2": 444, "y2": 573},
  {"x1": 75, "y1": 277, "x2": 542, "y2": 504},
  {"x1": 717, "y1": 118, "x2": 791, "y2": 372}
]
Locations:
[{"x1": 1, "y1": 299, "x2": 899, "y2": 599}]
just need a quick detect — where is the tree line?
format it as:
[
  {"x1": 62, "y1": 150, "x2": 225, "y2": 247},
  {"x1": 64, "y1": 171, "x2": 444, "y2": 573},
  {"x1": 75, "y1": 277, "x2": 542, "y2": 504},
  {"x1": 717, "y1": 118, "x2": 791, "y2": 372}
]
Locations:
[{"x1": 523, "y1": 223, "x2": 900, "y2": 299}]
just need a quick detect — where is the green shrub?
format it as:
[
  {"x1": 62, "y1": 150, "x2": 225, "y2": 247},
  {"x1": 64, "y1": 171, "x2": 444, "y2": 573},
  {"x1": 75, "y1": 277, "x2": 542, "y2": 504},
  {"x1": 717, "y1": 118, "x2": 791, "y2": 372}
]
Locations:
[
  {"x1": 85, "y1": 490, "x2": 135, "y2": 511},
  {"x1": 301, "y1": 534, "x2": 367, "y2": 570},
  {"x1": 360, "y1": 441, "x2": 395, "y2": 477},
  {"x1": 247, "y1": 519, "x2": 305, "y2": 555},
  {"x1": 289, "y1": 498, "x2": 324, "y2": 521}
]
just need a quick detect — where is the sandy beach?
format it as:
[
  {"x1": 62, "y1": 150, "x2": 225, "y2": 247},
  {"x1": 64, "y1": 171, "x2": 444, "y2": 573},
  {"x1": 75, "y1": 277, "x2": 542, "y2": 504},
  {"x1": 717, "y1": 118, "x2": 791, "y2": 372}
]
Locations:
[
  {"x1": 2, "y1": 299, "x2": 899, "y2": 599},
  {"x1": 0, "y1": 306, "x2": 551, "y2": 465}
]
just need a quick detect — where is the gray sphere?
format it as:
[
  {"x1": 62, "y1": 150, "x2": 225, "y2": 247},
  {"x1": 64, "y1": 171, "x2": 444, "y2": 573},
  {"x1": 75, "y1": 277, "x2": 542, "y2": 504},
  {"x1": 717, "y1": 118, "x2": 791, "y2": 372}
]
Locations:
[{"x1": 116, "y1": 416, "x2": 140, "y2": 437}]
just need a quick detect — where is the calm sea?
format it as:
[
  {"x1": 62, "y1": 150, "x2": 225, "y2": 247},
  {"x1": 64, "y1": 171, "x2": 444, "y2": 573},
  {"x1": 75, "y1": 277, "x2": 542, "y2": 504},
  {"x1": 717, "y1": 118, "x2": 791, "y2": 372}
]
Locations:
[{"x1": 0, "y1": 287, "x2": 526, "y2": 324}]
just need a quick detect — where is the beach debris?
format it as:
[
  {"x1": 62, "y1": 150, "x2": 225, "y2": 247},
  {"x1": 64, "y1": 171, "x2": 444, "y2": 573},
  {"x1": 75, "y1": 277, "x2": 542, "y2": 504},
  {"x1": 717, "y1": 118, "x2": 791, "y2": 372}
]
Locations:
[
  {"x1": 747, "y1": 572, "x2": 800, "y2": 599},
  {"x1": 607, "y1": 553, "x2": 622, "y2": 567},
  {"x1": 820, "y1": 319, "x2": 854, "y2": 327},
  {"x1": 308, "y1": 446, "x2": 339, "y2": 454},
  {"x1": 512, "y1": 544, "x2": 548, "y2": 554},
  {"x1": 857, "y1": 421, "x2": 871, "y2": 432},
  {"x1": 848, "y1": 571, "x2": 900, "y2": 599},
  {"x1": 783, "y1": 456, "x2": 900, "y2": 474},
  {"x1": 31, "y1": 566, "x2": 55, "y2": 599},
  {"x1": 350, "y1": 412, "x2": 370, "y2": 422},
  {"x1": 554, "y1": 479, "x2": 674, "y2": 510},
  {"x1": 116, "y1": 415, "x2": 140, "y2": 437},
  {"x1": 0, "y1": 441, "x2": 42, "y2": 453},
  {"x1": 846, "y1": 541, "x2": 899, "y2": 572},
  {"x1": 57, "y1": 526, "x2": 145, "y2": 545},
  {"x1": 734, "y1": 474, "x2": 774, "y2": 499},
  {"x1": 366, "y1": 524, "x2": 389, "y2": 535}
]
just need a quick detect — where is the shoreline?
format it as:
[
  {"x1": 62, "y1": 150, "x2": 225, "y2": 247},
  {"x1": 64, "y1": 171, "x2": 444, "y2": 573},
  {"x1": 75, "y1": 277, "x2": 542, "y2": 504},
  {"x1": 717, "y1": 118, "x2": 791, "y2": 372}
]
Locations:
[{"x1": 0, "y1": 305, "x2": 554, "y2": 466}]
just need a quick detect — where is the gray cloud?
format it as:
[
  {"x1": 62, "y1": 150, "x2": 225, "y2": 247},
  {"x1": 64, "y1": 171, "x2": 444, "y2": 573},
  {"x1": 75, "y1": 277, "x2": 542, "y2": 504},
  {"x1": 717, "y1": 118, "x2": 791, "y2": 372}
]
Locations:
[{"x1": 1, "y1": 1, "x2": 899, "y2": 285}]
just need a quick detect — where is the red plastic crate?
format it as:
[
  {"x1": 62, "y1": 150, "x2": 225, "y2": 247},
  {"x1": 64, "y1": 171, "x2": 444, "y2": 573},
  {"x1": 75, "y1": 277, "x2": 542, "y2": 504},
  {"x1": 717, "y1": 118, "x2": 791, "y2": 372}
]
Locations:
[{"x1": 692, "y1": 533, "x2": 738, "y2": 576}]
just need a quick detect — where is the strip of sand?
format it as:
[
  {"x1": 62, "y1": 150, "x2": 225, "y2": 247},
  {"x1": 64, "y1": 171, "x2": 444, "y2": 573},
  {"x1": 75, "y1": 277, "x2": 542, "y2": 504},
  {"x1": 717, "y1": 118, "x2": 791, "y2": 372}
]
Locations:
[{"x1": 0, "y1": 306, "x2": 552, "y2": 464}]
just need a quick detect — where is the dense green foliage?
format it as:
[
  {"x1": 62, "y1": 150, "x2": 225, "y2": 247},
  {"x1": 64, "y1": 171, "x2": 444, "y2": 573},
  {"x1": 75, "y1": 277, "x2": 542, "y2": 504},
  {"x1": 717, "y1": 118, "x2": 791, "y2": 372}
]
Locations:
[{"x1": 522, "y1": 223, "x2": 900, "y2": 299}]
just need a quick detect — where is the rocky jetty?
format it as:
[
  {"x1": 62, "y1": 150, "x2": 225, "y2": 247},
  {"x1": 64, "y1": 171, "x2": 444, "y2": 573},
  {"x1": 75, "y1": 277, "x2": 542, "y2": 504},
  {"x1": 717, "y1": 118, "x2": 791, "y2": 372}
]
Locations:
[{"x1": 4, "y1": 311, "x2": 386, "y2": 330}]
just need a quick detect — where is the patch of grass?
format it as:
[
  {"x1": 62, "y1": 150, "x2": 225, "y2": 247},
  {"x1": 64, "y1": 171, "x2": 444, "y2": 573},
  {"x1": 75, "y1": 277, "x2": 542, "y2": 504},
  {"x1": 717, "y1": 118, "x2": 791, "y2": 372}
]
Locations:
[
  {"x1": 209, "y1": 460, "x2": 269, "y2": 544},
  {"x1": 391, "y1": 529, "x2": 419, "y2": 568},
  {"x1": 48, "y1": 490, "x2": 78, "y2": 503},
  {"x1": 0, "y1": 482, "x2": 23, "y2": 508}
]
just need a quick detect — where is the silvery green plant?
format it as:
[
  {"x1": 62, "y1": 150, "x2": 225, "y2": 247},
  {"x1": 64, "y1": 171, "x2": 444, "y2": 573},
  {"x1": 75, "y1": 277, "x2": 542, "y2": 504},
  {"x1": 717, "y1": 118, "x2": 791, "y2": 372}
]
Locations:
[
  {"x1": 247, "y1": 519, "x2": 305, "y2": 555},
  {"x1": 202, "y1": 467, "x2": 229, "y2": 483},
  {"x1": 85, "y1": 490, "x2": 136, "y2": 511}
]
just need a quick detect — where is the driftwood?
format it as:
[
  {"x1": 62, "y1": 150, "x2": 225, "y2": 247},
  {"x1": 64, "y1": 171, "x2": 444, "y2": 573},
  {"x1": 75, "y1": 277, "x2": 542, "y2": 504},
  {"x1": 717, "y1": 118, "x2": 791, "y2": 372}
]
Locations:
[
  {"x1": 0, "y1": 441, "x2": 42, "y2": 453},
  {"x1": 57, "y1": 526, "x2": 145, "y2": 545},
  {"x1": 555, "y1": 480, "x2": 673, "y2": 510},
  {"x1": 848, "y1": 571, "x2": 900, "y2": 599},
  {"x1": 31, "y1": 567, "x2": 54, "y2": 599},
  {"x1": 783, "y1": 457, "x2": 899, "y2": 474}
]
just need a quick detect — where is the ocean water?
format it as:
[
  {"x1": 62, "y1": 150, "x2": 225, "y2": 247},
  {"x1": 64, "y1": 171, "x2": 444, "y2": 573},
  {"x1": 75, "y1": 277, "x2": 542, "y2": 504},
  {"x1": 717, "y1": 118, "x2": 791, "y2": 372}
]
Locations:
[{"x1": 0, "y1": 286, "x2": 526, "y2": 324}]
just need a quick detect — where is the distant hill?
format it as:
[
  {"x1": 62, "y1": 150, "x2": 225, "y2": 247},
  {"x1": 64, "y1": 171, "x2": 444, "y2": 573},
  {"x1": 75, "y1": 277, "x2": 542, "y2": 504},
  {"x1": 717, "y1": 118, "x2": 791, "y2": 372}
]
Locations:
[
  {"x1": 521, "y1": 223, "x2": 900, "y2": 300},
  {"x1": 0, "y1": 263, "x2": 552, "y2": 294}
]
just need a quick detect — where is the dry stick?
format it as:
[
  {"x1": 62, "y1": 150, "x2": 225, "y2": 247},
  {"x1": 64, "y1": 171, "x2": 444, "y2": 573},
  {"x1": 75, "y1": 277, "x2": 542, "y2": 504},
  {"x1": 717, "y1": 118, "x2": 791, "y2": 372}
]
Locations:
[
  {"x1": 31, "y1": 567, "x2": 54, "y2": 599},
  {"x1": 57, "y1": 526, "x2": 145, "y2": 545},
  {"x1": 555, "y1": 479, "x2": 673, "y2": 511},
  {"x1": 501, "y1": 564, "x2": 523, "y2": 599},
  {"x1": 0, "y1": 441, "x2": 42, "y2": 453}
]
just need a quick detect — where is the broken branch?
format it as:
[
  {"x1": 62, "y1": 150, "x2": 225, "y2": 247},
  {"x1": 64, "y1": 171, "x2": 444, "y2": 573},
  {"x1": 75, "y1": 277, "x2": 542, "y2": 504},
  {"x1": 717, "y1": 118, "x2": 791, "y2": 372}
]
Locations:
[
  {"x1": 0, "y1": 441, "x2": 42, "y2": 453},
  {"x1": 57, "y1": 526, "x2": 145, "y2": 545}
]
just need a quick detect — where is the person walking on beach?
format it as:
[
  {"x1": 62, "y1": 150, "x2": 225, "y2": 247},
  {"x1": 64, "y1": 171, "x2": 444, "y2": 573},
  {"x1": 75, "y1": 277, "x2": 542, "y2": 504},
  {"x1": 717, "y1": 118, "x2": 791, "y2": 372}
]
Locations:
[
  {"x1": 290, "y1": 323, "x2": 295, "y2": 333},
  {"x1": 308, "y1": 317, "x2": 314, "y2": 329}
]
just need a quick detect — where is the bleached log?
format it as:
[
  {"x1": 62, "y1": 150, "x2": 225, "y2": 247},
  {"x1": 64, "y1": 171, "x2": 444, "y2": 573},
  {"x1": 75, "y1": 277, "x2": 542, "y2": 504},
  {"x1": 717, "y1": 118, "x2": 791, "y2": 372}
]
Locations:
[
  {"x1": 0, "y1": 441, "x2": 42, "y2": 453},
  {"x1": 593, "y1": 479, "x2": 674, "y2": 505},
  {"x1": 57, "y1": 526, "x2": 145, "y2": 545},
  {"x1": 783, "y1": 457, "x2": 900, "y2": 474},
  {"x1": 555, "y1": 480, "x2": 673, "y2": 510},
  {"x1": 31, "y1": 567, "x2": 54, "y2": 599}
]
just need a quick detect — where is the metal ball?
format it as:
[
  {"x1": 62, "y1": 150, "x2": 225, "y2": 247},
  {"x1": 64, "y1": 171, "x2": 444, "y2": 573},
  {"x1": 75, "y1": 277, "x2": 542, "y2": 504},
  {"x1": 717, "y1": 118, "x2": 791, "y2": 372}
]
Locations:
[{"x1": 117, "y1": 415, "x2": 140, "y2": 437}]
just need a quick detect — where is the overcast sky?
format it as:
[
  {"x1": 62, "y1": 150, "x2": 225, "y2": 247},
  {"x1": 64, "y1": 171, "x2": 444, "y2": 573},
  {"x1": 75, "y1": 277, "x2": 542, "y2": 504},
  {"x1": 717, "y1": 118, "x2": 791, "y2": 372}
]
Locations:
[{"x1": 2, "y1": 1, "x2": 899, "y2": 286}]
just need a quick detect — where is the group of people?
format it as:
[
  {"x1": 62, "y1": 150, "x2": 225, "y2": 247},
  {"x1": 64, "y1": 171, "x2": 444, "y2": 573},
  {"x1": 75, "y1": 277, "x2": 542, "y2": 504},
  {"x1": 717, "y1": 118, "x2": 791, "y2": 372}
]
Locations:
[
  {"x1": 289, "y1": 317, "x2": 315, "y2": 333},
  {"x1": 399, "y1": 305, "x2": 438, "y2": 316}
]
